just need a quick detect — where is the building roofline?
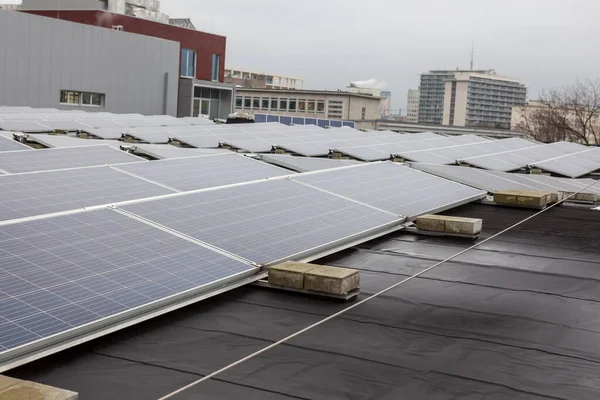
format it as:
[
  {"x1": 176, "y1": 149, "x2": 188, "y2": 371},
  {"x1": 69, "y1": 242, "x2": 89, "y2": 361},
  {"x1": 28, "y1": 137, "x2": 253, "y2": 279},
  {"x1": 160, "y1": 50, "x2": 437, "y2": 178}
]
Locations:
[
  {"x1": 234, "y1": 88, "x2": 382, "y2": 100},
  {"x1": 225, "y1": 68, "x2": 303, "y2": 81}
]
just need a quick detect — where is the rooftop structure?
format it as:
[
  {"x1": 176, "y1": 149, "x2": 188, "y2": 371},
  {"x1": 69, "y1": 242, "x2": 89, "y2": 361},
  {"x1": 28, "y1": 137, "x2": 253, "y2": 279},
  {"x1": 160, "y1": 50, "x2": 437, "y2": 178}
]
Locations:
[
  {"x1": 225, "y1": 68, "x2": 304, "y2": 90},
  {"x1": 0, "y1": 106, "x2": 599, "y2": 399},
  {"x1": 234, "y1": 88, "x2": 382, "y2": 123}
]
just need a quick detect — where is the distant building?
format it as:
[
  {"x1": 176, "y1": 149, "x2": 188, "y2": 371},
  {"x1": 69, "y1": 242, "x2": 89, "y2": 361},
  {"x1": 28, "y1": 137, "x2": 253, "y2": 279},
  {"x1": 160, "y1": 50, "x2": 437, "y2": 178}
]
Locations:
[
  {"x1": 406, "y1": 89, "x2": 420, "y2": 123},
  {"x1": 418, "y1": 69, "x2": 491, "y2": 125},
  {"x1": 380, "y1": 91, "x2": 392, "y2": 117},
  {"x1": 233, "y1": 88, "x2": 382, "y2": 122},
  {"x1": 225, "y1": 68, "x2": 303, "y2": 90},
  {"x1": 442, "y1": 71, "x2": 526, "y2": 129},
  {"x1": 17, "y1": 0, "x2": 233, "y2": 119}
]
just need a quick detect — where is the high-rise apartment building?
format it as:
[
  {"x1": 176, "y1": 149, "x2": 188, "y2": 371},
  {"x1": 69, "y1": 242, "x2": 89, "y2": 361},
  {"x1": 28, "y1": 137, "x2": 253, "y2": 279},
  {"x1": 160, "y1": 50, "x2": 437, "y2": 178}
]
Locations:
[
  {"x1": 418, "y1": 69, "x2": 490, "y2": 125},
  {"x1": 406, "y1": 89, "x2": 420, "y2": 123},
  {"x1": 442, "y1": 71, "x2": 526, "y2": 129}
]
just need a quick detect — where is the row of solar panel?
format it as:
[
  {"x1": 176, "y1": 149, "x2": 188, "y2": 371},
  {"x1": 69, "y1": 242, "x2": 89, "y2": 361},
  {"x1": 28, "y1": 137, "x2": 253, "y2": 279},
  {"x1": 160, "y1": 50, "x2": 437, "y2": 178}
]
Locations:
[
  {"x1": 0, "y1": 158, "x2": 488, "y2": 369},
  {"x1": 254, "y1": 113, "x2": 356, "y2": 128}
]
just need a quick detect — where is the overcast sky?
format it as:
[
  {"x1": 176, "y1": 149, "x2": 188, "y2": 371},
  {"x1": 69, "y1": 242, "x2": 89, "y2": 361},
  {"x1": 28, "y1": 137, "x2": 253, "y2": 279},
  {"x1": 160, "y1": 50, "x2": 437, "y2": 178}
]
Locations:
[
  {"x1": 159, "y1": 0, "x2": 600, "y2": 113},
  {"x1": 9, "y1": 0, "x2": 599, "y2": 113}
]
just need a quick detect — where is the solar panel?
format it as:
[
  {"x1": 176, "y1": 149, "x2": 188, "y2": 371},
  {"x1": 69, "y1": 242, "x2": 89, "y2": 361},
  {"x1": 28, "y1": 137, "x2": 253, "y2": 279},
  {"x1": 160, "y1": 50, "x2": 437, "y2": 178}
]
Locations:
[
  {"x1": 40, "y1": 120, "x2": 93, "y2": 131},
  {"x1": 294, "y1": 162, "x2": 486, "y2": 218},
  {"x1": 0, "y1": 121, "x2": 51, "y2": 133},
  {"x1": 0, "y1": 166, "x2": 174, "y2": 222},
  {"x1": 172, "y1": 135, "x2": 222, "y2": 149},
  {"x1": 123, "y1": 144, "x2": 229, "y2": 159},
  {"x1": 182, "y1": 117, "x2": 216, "y2": 126},
  {"x1": 221, "y1": 139, "x2": 273, "y2": 153},
  {"x1": 85, "y1": 128, "x2": 127, "y2": 140},
  {"x1": 0, "y1": 208, "x2": 256, "y2": 370},
  {"x1": 276, "y1": 142, "x2": 332, "y2": 157},
  {"x1": 78, "y1": 119, "x2": 128, "y2": 129},
  {"x1": 114, "y1": 153, "x2": 290, "y2": 191},
  {"x1": 0, "y1": 134, "x2": 31, "y2": 152},
  {"x1": 259, "y1": 154, "x2": 362, "y2": 172},
  {"x1": 0, "y1": 145, "x2": 143, "y2": 173},
  {"x1": 120, "y1": 179, "x2": 402, "y2": 265},
  {"x1": 458, "y1": 142, "x2": 587, "y2": 172},
  {"x1": 22, "y1": 134, "x2": 122, "y2": 149},
  {"x1": 409, "y1": 163, "x2": 600, "y2": 196},
  {"x1": 123, "y1": 130, "x2": 174, "y2": 144},
  {"x1": 529, "y1": 147, "x2": 600, "y2": 178},
  {"x1": 114, "y1": 118, "x2": 159, "y2": 128}
]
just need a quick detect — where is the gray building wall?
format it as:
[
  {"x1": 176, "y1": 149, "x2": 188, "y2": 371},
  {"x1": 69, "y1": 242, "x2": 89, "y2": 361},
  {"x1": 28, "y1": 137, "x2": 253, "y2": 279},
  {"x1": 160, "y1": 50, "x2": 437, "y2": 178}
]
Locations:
[{"x1": 0, "y1": 10, "x2": 179, "y2": 116}]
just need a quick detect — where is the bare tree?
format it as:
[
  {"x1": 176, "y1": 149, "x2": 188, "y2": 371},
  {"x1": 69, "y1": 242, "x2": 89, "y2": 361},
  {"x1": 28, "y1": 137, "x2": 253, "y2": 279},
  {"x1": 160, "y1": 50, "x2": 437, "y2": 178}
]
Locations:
[{"x1": 515, "y1": 79, "x2": 600, "y2": 145}]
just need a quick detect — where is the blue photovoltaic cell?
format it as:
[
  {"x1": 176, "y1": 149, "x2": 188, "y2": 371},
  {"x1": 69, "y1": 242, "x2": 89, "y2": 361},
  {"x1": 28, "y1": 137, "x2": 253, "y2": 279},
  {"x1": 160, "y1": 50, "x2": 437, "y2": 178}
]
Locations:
[
  {"x1": 280, "y1": 116, "x2": 292, "y2": 125},
  {"x1": 292, "y1": 117, "x2": 305, "y2": 125},
  {"x1": 266, "y1": 115, "x2": 280, "y2": 123},
  {"x1": 121, "y1": 179, "x2": 401, "y2": 265},
  {"x1": 0, "y1": 145, "x2": 143, "y2": 173},
  {"x1": 0, "y1": 166, "x2": 173, "y2": 222},
  {"x1": 340, "y1": 121, "x2": 352, "y2": 128},
  {"x1": 254, "y1": 114, "x2": 267, "y2": 123},
  {"x1": 0, "y1": 209, "x2": 255, "y2": 354},
  {"x1": 115, "y1": 153, "x2": 290, "y2": 192},
  {"x1": 305, "y1": 118, "x2": 317, "y2": 126},
  {"x1": 317, "y1": 120, "x2": 328, "y2": 128}
]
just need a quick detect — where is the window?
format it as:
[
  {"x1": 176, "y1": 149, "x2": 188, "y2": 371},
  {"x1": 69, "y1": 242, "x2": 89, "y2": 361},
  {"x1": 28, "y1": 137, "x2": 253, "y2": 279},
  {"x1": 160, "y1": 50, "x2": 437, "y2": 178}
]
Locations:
[
  {"x1": 270, "y1": 98, "x2": 278, "y2": 109},
  {"x1": 244, "y1": 97, "x2": 251, "y2": 109},
  {"x1": 253, "y1": 98, "x2": 260, "y2": 109},
  {"x1": 60, "y1": 90, "x2": 104, "y2": 107},
  {"x1": 235, "y1": 96, "x2": 243, "y2": 108},
  {"x1": 317, "y1": 101, "x2": 325, "y2": 113},
  {"x1": 289, "y1": 99, "x2": 297, "y2": 111},
  {"x1": 298, "y1": 100, "x2": 306, "y2": 112},
  {"x1": 181, "y1": 49, "x2": 196, "y2": 77},
  {"x1": 261, "y1": 98, "x2": 269, "y2": 110},
  {"x1": 307, "y1": 100, "x2": 315, "y2": 112},
  {"x1": 211, "y1": 54, "x2": 220, "y2": 81},
  {"x1": 361, "y1": 107, "x2": 366, "y2": 120},
  {"x1": 279, "y1": 98, "x2": 288, "y2": 111}
]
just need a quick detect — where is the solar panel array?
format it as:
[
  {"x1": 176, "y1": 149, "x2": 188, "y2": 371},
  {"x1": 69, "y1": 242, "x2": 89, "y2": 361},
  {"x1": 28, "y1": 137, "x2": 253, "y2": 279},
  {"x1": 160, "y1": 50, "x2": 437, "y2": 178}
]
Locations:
[
  {"x1": 458, "y1": 141, "x2": 588, "y2": 172},
  {"x1": 114, "y1": 153, "x2": 291, "y2": 192},
  {"x1": 15, "y1": 133, "x2": 122, "y2": 150},
  {"x1": 120, "y1": 179, "x2": 402, "y2": 265},
  {"x1": 294, "y1": 162, "x2": 487, "y2": 218},
  {"x1": 0, "y1": 209, "x2": 256, "y2": 355},
  {"x1": 529, "y1": 147, "x2": 600, "y2": 178},
  {"x1": 120, "y1": 143, "x2": 230, "y2": 159},
  {"x1": 0, "y1": 145, "x2": 143, "y2": 174},
  {"x1": 410, "y1": 163, "x2": 600, "y2": 195},
  {"x1": 0, "y1": 107, "x2": 216, "y2": 135},
  {"x1": 259, "y1": 154, "x2": 362, "y2": 172},
  {"x1": 0, "y1": 134, "x2": 31, "y2": 152}
]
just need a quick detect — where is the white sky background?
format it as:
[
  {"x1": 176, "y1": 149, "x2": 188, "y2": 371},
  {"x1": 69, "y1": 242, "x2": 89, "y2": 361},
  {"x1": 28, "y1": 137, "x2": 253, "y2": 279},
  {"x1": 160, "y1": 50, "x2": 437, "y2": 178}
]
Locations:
[{"x1": 7, "y1": 0, "x2": 600, "y2": 113}]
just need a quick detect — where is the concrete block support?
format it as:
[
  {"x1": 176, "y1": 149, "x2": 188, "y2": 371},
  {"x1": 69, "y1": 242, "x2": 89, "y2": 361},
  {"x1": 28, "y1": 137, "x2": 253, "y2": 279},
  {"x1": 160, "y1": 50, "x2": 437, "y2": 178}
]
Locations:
[
  {"x1": 268, "y1": 261, "x2": 318, "y2": 289},
  {"x1": 494, "y1": 190, "x2": 552, "y2": 208},
  {"x1": 417, "y1": 215, "x2": 482, "y2": 235},
  {"x1": 0, "y1": 376, "x2": 77, "y2": 400},
  {"x1": 304, "y1": 266, "x2": 360, "y2": 295}
]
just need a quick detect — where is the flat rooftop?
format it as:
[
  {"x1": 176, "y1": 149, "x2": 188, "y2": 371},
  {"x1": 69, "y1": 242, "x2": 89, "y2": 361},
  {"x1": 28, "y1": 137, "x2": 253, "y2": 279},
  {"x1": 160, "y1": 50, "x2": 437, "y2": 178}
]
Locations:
[{"x1": 8, "y1": 202, "x2": 600, "y2": 399}]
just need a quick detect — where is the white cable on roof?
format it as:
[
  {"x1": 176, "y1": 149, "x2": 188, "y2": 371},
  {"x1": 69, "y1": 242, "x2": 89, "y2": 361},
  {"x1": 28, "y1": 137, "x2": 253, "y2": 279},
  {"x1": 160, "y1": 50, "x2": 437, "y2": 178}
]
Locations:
[{"x1": 159, "y1": 179, "x2": 600, "y2": 400}]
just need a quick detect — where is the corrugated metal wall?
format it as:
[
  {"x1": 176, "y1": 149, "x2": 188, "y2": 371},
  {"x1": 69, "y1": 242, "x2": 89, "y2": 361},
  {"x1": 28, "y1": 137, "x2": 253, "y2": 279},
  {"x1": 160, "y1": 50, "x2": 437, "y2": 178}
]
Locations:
[{"x1": 0, "y1": 10, "x2": 180, "y2": 116}]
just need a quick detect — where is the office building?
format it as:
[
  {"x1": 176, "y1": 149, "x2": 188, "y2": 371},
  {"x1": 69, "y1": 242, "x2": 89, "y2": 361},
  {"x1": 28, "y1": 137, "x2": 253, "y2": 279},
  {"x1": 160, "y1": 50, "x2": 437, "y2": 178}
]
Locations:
[
  {"x1": 0, "y1": 9, "x2": 178, "y2": 115},
  {"x1": 418, "y1": 69, "x2": 491, "y2": 125},
  {"x1": 380, "y1": 91, "x2": 392, "y2": 117},
  {"x1": 234, "y1": 88, "x2": 382, "y2": 122},
  {"x1": 406, "y1": 89, "x2": 420, "y2": 123},
  {"x1": 442, "y1": 71, "x2": 527, "y2": 129},
  {"x1": 17, "y1": 0, "x2": 234, "y2": 119},
  {"x1": 225, "y1": 68, "x2": 303, "y2": 90}
]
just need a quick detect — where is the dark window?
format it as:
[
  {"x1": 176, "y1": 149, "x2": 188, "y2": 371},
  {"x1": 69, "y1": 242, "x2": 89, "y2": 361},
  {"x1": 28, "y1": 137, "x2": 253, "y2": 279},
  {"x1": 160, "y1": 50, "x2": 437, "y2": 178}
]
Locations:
[
  {"x1": 253, "y1": 98, "x2": 260, "y2": 109},
  {"x1": 235, "y1": 96, "x2": 243, "y2": 108},
  {"x1": 201, "y1": 88, "x2": 211, "y2": 98},
  {"x1": 210, "y1": 89, "x2": 220, "y2": 100},
  {"x1": 279, "y1": 98, "x2": 288, "y2": 111},
  {"x1": 244, "y1": 97, "x2": 251, "y2": 109},
  {"x1": 211, "y1": 54, "x2": 220, "y2": 81},
  {"x1": 262, "y1": 98, "x2": 269, "y2": 110},
  {"x1": 270, "y1": 98, "x2": 278, "y2": 109},
  {"x1": 181, "y1": 49, "x2": 196, "y2": 77},
  {"x1": 289, "y1": 99, "x2": 297, "y2": 111},
  {"x1": 317, "y1": 101, "x2": 325, "y2": 113}
]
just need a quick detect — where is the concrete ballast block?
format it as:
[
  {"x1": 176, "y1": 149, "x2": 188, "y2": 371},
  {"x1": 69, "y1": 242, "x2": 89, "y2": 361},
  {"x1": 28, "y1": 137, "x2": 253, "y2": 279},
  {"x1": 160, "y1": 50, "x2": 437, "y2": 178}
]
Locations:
[
  {"x1": 416, "y1": 214, "x2": 482, "y2": 235},
  {"x1": 0, "y1": 377, "x2": 78, "y2": 400},
  {"x1": 494, "y1": 190, "x2": 552, "y2": 207},
  {"x1": 304, "y1": 266, "x2": 360, "y2": 295},
  {"x1": 268, "y1": 261, "x2": 319, "y2": 289},
  {"x1": 416, "y1": 214, "x2": 446, "y2": 232}
]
